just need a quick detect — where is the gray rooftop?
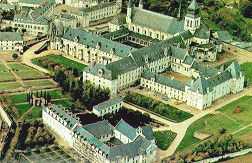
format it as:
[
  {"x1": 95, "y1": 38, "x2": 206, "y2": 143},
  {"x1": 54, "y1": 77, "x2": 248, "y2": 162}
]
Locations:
[
  {"x1": 0, "y1": 32, "x2": 23, "y2": 41},
  {"x1": 131, "y1": 8, "x2": 185, "y2": 35},
  {"x1": 93, "y1": 97, "x2": 123, "y2": 111}
]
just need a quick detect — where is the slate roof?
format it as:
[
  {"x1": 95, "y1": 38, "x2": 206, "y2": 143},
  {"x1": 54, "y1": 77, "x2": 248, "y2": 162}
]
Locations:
[
  {"x1": 108, "y1": 136, "x2": 154, "y2": 160},
  {"x1": 63, "y1": 28, "x2": 135, "y2": 58},
  {"x1": 214, "y1": 31, "x2": 233, "y2": 43},
  {"x1": 47, "y1": 104, "x2": 156, "y2": 160},
  {"x1": 0, "y1": 32, "x2": 23, "y2": 41},
  {"x1": 190, "y1": 61, "x2": 242, "y2": 94},
  {"x1": 131, "y1": 8, "x2": 185, "y2": 35},
  {"x1": 194, "y1": 24, "x2": 210, "y2": 39},
  {"x1": 142, "y1": 71, "x2": 186, "y2": 91},
  {"x1": 46, "y1": 105, "x2": 79, "y2": 129},
  {"x1": 142, "y1": 126, "x2": 155, "y2": 141},
  {"x1": 84, "y1": 32, "x2": 194, "y2": 80},
  {"x1": 84, "y1": 120, "x2": 114, "y2": 138},
  {"x1": 93, "y1": 97, "x2": 123, "y2": 112},
  {"x1": 115, "y1": 119, "x2": 137, "y2": 141}
]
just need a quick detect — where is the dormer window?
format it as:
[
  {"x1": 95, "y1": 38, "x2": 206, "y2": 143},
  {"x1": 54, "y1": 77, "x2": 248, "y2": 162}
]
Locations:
[
  {"x1": 98, "y1": 69, "x2": 104, "y2": 77},
  {"x1": 144, "y1": 56, "x2": 148, "y2": 63}
]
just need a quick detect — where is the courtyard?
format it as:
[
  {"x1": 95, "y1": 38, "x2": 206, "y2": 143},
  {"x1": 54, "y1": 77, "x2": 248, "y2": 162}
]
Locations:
[{"x1": 161, "y1": 71, "x2": 192, "y2": 84}]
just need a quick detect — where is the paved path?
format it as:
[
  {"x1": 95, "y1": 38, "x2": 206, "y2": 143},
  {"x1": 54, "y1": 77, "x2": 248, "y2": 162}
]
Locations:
[
  {"x1": 21, "y1": 40, "x2": 51, "y2": 74},
  {"x1": 124, "y1": 87, "x2": 252, "y2": 160}
]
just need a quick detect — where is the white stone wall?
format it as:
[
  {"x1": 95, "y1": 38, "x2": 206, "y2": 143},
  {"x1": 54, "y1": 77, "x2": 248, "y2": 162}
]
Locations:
[
  {"x1": 83, "y1": 71, "x2": 118, "y2": 96},
  {"x1": 13, "y1": 21, "x2": 49, "y2": 35},
  {"x1": 0, "y1": 40, "x2": 23, "y2": 53},
  {"x1": 42, "y1": 108, "x2": 74, "y2": 147},
  {"x1": 93, "y1": 102, "x2": 122, "y2": 117},
  {"x1": 140, "y1": 78, "x2": 187, "y2": 102}
]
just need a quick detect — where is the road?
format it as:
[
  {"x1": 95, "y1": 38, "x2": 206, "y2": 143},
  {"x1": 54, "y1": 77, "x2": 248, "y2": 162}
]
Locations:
[
  {"x1": 123, "y1": 87, "x2": 252, "y2": 160},
  {"x1": 21, "y1": 40, "x2": 51, "y2": 74}
]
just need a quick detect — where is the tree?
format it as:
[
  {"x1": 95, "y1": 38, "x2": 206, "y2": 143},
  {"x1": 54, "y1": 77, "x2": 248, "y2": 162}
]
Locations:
[{"x1": 12, "y1": 53, "x2": 18, "y2": 60}]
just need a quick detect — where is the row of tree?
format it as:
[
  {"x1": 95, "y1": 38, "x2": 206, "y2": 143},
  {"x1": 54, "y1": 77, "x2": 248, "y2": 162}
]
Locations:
[
  {"x1": 124, "y1": 92, "x2": 192, "y2": 122},
  {"x1": 54, "y1": 69, "x2": 110, "y2": 109}
]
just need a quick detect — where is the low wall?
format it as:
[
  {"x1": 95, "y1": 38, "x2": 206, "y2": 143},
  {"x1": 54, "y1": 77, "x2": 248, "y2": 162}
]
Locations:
[
  {"x1": 194, "y1": 148, "x2": 252, "y2": 163},
  {"x1": 0, "y1": 105, "x2": 12, "y2": 127}
]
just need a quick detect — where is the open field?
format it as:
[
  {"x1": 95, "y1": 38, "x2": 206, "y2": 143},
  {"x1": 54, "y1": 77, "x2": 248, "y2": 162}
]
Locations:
[
  {"x1": 32, "y1": 54, "x2": 87, "y2": 72},
  {"x1": 177, "y1": 96, "x2": 252, "y2": 152},
  {"x1": 8, "y1": 63, "x2": 47, "y2": 80}
]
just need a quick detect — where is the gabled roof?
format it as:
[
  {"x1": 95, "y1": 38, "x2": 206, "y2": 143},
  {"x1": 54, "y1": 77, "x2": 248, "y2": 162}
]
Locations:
[
  {"x1": 108, "y1": 136, "x2": 155, "y2": 160},
  {"x1": 131, "y1": 8, "x2": 184, "y2": 35},
  {"x1": 84, "y1": 120, "x2": 114, "y2": 138},
  {"x1": 115, "y1": 119, "x2": 137, "y2": 141},
  {"x1": 63, "y1": 28, "x2": 135, "y2": 58},
  {"x1": 93, "y1": 97, "x2": 123, "y2": 111},
  {"x1": 142, "y1": 71, "x2": 186, "y2": 91},
  {"x1": 0, "y1": 32, "x2": 23, "y2": 41}
]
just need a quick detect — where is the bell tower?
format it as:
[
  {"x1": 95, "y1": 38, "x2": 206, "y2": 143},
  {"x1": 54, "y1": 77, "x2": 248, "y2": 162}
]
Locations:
[
  {"x1": 126, "y1": 0, "x2": 133, "y2": 23},
  {"x1": 184, "y1": 0, "x2": 201, "y2": 33}
]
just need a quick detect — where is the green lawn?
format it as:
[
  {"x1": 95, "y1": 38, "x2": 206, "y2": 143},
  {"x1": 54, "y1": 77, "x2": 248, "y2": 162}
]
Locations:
[
  {"x1": 0, "y1": 64, "x2": 15, "y2": 82},
  {"x1": 241, "y1": 62, "x2": 252, "y2": 84},
  {"x1": 52, "y1": 99, "x2": 73, "y2": 108},
  {"x1": 8, "y1": 90, "x2": 67, "y2": 105},
  {"x1": 24, "y1": 106, "x2": 42, "y2": 120},
  {"x1": 23, "y1": 79, "x2": 56, "y2": 88},
  {"x1": 9, "y1": 93, "x2": 27, "y2": 104},
  {"x1": 177, "y1": 96, "x2": 252, "y2": 152},
  {"x1": 15, "y1": 103, "x2": 32, "y2": 116},
  {"x1": 8, "y1": 63, "x2": 46, "y2": 80},
  {"x1": 154, "y1": 130, "x2": 177, "y2": 150},
  {"x1": 32, "y1": 55, "x2": 87, "y2": 72},
  {"x1": 0, "y1": 82, "x2": 22, "y2": 91}
]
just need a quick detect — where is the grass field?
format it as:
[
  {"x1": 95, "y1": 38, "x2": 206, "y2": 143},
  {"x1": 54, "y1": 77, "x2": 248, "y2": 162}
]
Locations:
[
  {"x1": 32, "y1": 55, "x2": 87, "y2": 72},
  {"x1": 177, "y1": 96, "x2": 252, "y2": 152},
  {"x1": 7, "y1": 89, "x2": 72, "y2": 120},
  {"x1": 241, "y1": 62, "x2": 252, "y2": 84},
  {"x1": 15, "y1": 103, "x2": 32, "y2": 116},
  {"x1": 8, "y1": 89, "x2": 67, "y2": 105},
  {"x1": 154, "y1": 130, "x2": 177, "y2": 150},
  {"x1": 8, "y1": 63, "x2": 46, "y2": 80},
  {"x1": 23, "y1": 79, "x2": 56, "y2": 88},
  {"x1": 52, "y1": 99, "x2": 73, "y2": 108},
  {"x1": 24, "y1": 106, "x2": 42, "y2": 120},
  {"x1": 0, "y1": 82, "x2": 22, "y2": 91},
  {"x1": 0, "y1": 63, "x2": 15, "y2": 82}
]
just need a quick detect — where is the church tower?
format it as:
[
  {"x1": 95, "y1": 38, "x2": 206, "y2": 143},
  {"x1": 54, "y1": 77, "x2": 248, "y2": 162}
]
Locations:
[
  {"x1": 184, "y1": 0, "x2": 201, "y2": 33},
  {"x1": 126, "y1": 0, "x2": 133, "y2": 23}
]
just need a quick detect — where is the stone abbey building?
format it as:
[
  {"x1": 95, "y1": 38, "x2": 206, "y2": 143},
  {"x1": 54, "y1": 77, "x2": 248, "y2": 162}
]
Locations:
[{"x1": 49, "y1": 0, "x2": 245, "y2": 110}]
